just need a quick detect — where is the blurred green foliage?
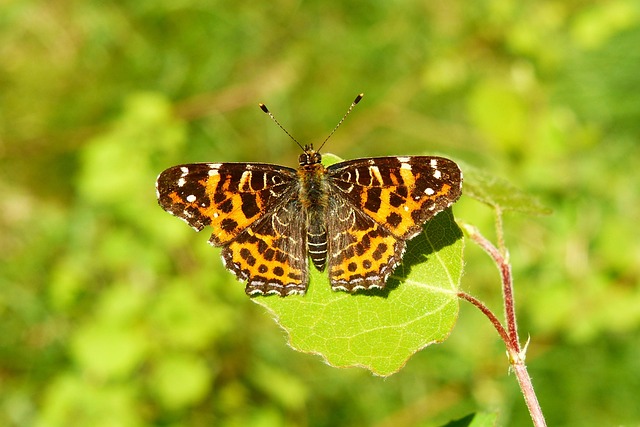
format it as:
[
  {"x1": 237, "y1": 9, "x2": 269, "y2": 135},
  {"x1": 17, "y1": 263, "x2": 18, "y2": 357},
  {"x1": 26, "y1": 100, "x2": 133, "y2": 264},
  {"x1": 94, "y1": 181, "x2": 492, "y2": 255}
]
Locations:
[{"x1": 1, "y1": 1, "x2": 639, "y2": 426}]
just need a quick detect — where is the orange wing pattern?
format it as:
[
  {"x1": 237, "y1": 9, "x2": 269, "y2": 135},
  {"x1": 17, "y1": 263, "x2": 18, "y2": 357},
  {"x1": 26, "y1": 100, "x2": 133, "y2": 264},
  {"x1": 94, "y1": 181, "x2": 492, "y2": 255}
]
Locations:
[
  {"x1": 325, "y1": 156, "x2": 462, "y2": 291},
  {"x1": 156, "y1": 152, "x2": 462, "y2": 296}
]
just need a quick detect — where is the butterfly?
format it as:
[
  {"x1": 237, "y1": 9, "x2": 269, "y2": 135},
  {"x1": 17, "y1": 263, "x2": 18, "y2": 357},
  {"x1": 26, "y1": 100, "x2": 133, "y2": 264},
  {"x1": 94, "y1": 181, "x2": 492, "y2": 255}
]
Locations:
[{"x1": 156, "y1": 94, "x2": 462, "y2": 296}]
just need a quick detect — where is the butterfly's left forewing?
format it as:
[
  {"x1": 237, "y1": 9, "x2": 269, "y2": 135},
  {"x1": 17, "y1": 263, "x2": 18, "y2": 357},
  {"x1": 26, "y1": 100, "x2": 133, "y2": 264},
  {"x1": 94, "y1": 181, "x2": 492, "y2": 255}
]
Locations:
[{"x1": 328, "y1": 156, "x2": 462, "y2": 239}]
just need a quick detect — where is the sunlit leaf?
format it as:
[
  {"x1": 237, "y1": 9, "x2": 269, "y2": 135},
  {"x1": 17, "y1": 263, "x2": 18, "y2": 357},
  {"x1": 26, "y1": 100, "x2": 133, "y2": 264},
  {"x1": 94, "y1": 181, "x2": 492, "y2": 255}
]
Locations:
[{"x1": 256, "y1": 209, "x2": 464, "y2": 376}]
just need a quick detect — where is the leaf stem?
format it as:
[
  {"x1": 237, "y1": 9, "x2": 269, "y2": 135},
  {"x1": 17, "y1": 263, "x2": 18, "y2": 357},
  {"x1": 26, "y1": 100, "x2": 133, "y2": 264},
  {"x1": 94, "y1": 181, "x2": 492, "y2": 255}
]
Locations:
[
  {"x1": 459, "y1": 222, "x2": 547, "y2": 427},
  {"x1": 469, "y1": 224, "x2": 520, "y2": 350},
  {"x1": 456, "y1": 291, "x2": 510, "y2": 345}
]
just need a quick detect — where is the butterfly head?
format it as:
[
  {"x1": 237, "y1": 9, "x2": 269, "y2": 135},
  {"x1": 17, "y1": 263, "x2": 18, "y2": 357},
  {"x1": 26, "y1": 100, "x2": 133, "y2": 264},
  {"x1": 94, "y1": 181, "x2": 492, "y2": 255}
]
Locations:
[{"x1": 299, "y1": 144, "x2": 322, "y2": 166}]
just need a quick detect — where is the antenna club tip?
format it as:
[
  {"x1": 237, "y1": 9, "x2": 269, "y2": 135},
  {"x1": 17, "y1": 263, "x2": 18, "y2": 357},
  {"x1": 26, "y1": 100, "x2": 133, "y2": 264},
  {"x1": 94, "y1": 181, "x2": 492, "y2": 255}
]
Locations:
[
  {"x1": 259, "y1": 103, "x2": 269, "y2": 113},
  {"x1": 354, "y1": 93, "x2": 364, "y2": 104}
]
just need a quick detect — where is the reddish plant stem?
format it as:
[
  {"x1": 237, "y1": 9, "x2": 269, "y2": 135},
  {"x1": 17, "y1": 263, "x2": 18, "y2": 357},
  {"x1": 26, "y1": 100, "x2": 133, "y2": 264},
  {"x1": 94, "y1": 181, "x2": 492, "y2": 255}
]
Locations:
[
  {"x1": 456, "y1": 291, "x2": 510, "y2": 345},
  {"x1": 512, "y1": 357, "x2": 547, "y2": 427},
  {"x1": 468, "y1": 226, "x2": 520, "y2": 352},
  {"x1": 460, "y1": 223, "x2": 547, "y2": 427}
]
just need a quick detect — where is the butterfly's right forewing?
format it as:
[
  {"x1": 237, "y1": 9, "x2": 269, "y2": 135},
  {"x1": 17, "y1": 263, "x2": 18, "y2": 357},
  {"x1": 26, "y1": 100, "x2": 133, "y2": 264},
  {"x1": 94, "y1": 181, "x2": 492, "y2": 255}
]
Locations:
[{"x1": 156, "y1": 163, "x2": 298, "y2": 245}]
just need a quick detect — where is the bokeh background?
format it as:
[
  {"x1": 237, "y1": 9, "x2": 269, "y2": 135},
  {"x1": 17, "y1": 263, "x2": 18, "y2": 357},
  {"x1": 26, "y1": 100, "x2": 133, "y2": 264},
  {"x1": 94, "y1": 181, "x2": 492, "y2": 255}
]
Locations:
[{"x1": 2, "y1": 1, "x2": 640, "y2": 426}]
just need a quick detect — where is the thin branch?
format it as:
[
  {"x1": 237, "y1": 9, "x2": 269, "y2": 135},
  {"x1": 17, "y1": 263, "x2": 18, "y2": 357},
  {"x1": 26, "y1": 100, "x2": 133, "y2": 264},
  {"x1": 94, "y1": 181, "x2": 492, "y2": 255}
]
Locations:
[
  {"x1": 512, "y1": 355, "x2": 547, "y2": 427},
  {"x1": 463, "y1": 223, "x2": 520, "y2": 350},
  {"x1": 459, "y1": 222, "x2": 547, "y2": 427},
  {"x1": 457, "y1": 291, "x2": 510, "y2": 345}
]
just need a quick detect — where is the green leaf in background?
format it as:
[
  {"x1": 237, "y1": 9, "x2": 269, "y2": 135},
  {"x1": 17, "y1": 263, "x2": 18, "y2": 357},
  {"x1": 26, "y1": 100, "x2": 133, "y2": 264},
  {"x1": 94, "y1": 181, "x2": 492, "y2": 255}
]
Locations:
[
  {"x1": 256, "y1": 208, "x2": 464, "y2": 377},
  {"x1": 149, "y1": 353, "x2": 213, "y2": 410},
  {"x1": 459, "y1": 161, "x2": 551, "y2": 215},
  {"x1": 441, "y1": 412, "x2": 498, "y2": 427}
]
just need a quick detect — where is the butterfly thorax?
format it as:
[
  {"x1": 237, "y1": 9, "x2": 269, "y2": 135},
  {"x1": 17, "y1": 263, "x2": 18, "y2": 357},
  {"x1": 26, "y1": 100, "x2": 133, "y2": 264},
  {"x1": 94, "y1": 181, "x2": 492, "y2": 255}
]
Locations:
[{"x1": 297, "y1": 146, "x2": 330, "y2": 272}]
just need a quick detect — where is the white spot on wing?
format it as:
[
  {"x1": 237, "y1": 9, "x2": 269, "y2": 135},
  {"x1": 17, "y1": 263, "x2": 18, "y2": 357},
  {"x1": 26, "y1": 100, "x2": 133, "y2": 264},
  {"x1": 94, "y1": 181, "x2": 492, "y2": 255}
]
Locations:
[
  {"x1": 186, "y1": 194, "x2": 197, "y2": 203},
  {"x1": 433, "y1": 169, "x2": 442, "y2": 179},
  {"x1": 397, "y1": 156, "x2": 410, "y2": 162},
  {"x1": 240, "y1": 171, "x2": 251, "y2": 191},
  {"x1": 177, "y1": 177, "x2": 186, "y2": 187},
  {"x1": 370, "y1": 166, "x2": 384, "y2": 185},
  {"x1": 425, "y1": 187, "x2": 435, "y2": 195},
  {"x1": 430, "y1": 158, "x2": 438, "y2": 167},
  {"x1": 180, "y1": 167, "x2": 189, "y2": 177}
]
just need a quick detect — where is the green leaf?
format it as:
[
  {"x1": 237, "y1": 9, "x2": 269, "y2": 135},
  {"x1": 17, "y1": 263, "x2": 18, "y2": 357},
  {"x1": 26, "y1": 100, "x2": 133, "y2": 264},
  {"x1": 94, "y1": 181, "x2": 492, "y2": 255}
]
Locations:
[
  {"x1": 255, "y1": 208, "x2": 464, "y2": 376},
  {"x1": 441, "y1": 412, "x2": 499, "y2": 427},
  {"x1": 460, "y1": 161, "x2": 551, "y2": 215}
]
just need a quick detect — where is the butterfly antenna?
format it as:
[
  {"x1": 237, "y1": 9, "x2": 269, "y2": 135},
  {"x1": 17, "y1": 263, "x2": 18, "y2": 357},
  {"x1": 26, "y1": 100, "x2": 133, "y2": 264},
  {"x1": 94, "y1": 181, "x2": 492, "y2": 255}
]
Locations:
[
  {"x1": 259, "y1": 102, "x2": 305, "y2": 151},
  {"x1": 317, "y1": 93, "x2": 364, "y2": 152}
]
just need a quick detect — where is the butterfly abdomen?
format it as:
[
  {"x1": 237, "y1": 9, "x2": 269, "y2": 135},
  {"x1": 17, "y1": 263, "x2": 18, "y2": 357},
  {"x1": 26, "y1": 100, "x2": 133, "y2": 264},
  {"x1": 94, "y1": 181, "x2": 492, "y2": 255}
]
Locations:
[
  {"x1": 307, "y1": 219, "x2": 328, "y2": 272},
  {"x1": 297, "y1": 163, "x2": 331, "y2": 272}
]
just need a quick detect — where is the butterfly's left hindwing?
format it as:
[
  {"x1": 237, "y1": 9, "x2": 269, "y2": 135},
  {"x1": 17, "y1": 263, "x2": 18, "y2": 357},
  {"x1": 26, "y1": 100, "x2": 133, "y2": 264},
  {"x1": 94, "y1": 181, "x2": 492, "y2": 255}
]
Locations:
[{"x1": 327, "y1": 197, "x2": 406, "y2": 292}]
